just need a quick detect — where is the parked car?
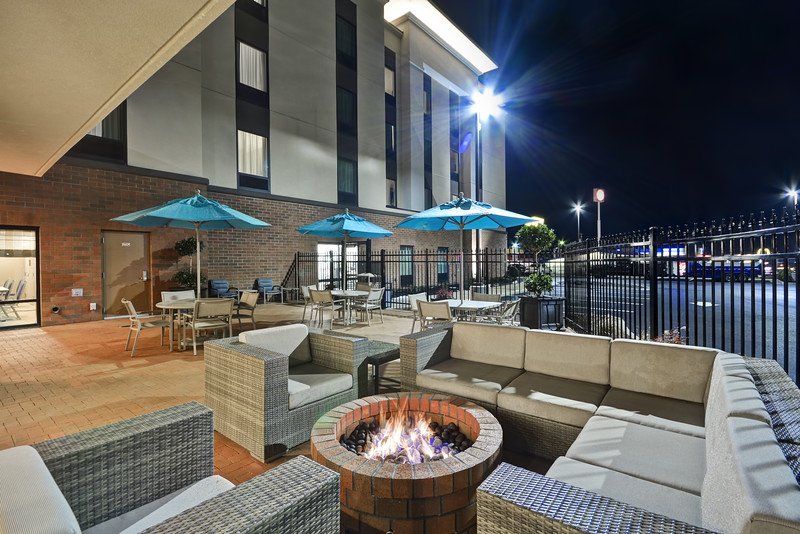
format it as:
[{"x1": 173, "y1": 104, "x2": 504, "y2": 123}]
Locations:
[{"x1": 682, "y1": 260, "x2": 763, "y2": 281}]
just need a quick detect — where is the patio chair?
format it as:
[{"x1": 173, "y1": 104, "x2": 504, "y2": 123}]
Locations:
[
  {"x1": 309, "y1": 289, "x2": 343, "y2": 329},
  {"x1": 208, "y1": 279, "x2": 238, "y2": 299},
  {"x1": 355, "y1": 281, "x2": 372, "y2": 293},
  {"x1": 479, "y1": 299, "x2": 520, "y2": 326},
  {"x1": 0, "y1": 402, "x2": 340, "y2": 533},
  {"x1": 417, "y1": 300, "x2": 454, "y2": 330},
  {"x1": 471, "y1": 291, "x2": 501, "y2": 321},
  {"x1": 253, "y1": 277, "x2": 282, "y2": 304},
  {"x1": 301, "y1": 284, "x2": 317, "y2": 323},
  {"x1": 408, "y1": 291, "x2": 428, "y2": 333},
  {"x1": 182, "y1": 298, "x2": 234, "y2": 355},
  {"x1": 232, "y1": 290, "x2": 259, "y2": 331},
  {"x1": 1, "y1": 279, "x2": 26, "y2": 319},
  {"x1": 122, "y1": 298, "x2": 171, "y2": 358},
  {"x1": 353, "y1": 287, "x2": 385, "y2": 325}
]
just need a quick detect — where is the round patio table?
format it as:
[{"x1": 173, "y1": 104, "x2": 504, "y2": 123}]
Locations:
[
  {"x1": 330, "y1": 290, "x2": 368, "y2": 325},
  {"x1": 155, "y1": 298, "x2": 196, "y2": 351}
]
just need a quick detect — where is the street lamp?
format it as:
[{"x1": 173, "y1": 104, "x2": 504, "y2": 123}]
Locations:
[
  {"x1": 471, "y1": 87, "x2": 503, "y2": 203},
  {"x1": 593, "y1": 188, "x2": 605, "y2": 240},
  {"x1": 786, "y1": 188, "x2": 798, "y2": 210},
  {"x1": 573, "y1": 203, "x2": 584, "y2": 241}
]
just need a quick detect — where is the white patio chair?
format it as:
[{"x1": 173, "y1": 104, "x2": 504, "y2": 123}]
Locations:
[
  {"x1": 182, "y1": 298, "x2": 234, "y2": 355},
  {"x1": 122, "y1": 298, "x2": 171, "y2": 358},
  {"x1": 309, "y1": 289, "x2": 343, "y2": 329},
  {"x1": 408, "y1": 292, "x2": 428, "y2": 333},
  {"x1": 301, "y1": 284, "x2": 318, "y2": 323},
  {"x1": 417, "y1": 300, "x2": 454, "y2": 330},
  {"x1": 232, "y1": 290, "x2": 259, "y2": 331},
  {"x1": 354, "y1": 287, "x2": 385, "y2": 325}
]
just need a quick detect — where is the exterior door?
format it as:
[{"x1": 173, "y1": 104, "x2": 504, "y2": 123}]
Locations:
[{"x1": 102, "y1": 231, "x2": 150, "y2": 316}]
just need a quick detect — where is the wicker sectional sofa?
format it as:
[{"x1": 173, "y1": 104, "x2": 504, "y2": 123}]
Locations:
[
  {"x1": 0, "y1": 402, "x2": 340, "y2": 533},
  {"x1": 400, "y1": 322, "x2": 800, "y2": 533}
]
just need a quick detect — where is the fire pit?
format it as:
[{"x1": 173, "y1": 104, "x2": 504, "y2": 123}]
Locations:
[{"x1": 310, "y1": 392, "x2": 502, "y2": 534}]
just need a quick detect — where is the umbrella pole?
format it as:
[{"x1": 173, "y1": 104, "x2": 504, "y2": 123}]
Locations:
[
  {"x1": 460, "y1": 227, "x2": 465, "y2": 303},
  {"x1": 195, "y1": 223, "x2": 201, "y2": 296}
]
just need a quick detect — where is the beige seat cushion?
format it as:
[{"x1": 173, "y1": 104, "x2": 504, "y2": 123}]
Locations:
[
  {"x1": 609, "y1": 339, "x2": 718, "y2": 403},
  {"x1": 546, "y1": 456, "x2": 702, "y2": 528},
  {"x1": 597, "y1": 388, "x2": 705, "y2": 438},
  {"x1": 566, "y1": 415, "x2": 706, "y2": 495},
  {"x1": 0, "y1": 445, "x2": 81, "y2": 534},
  {"x1": 288, "y1": 362, "x2": 352, "y2": 409},
  {"x1": 524, "y1": 330, "x2": 611, "y2": 385},
  {"x1": 417, "y1": 358, "x2": 523, "y2": 406},
  {"x1": 497, "y1": 372, "x2": 609, "y2": 428},
  {"x1": 240, "y1": 324, "x2": 312, "y2": 367},
  {"x1": 703, "y1": 416, "x2": 800, "y2": 534},
  {"x1": 705, "y1": 354, "x2": 770, "y2": 426},
  {"x1": 450, "y1": 322, "x2": 527, "y2": 369}
]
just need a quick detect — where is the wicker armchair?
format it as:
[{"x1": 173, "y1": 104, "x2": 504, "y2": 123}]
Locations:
[
  {"x1": 14, "y1": 402, "x2": 339, "y2": 533},
  {"x1": 204, "y1": 325, "x2": 369, "y2": 462}
]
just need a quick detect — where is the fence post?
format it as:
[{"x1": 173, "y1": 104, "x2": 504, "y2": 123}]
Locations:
[
  {"x1": 649, "y1": 227, "x2": 659, "y2": 340},
  {"x1": 425, "y1": 249, "x2": 430, "y2": 293},
  {"x1": 586, "y1": 239, "x2": 592, "y2": 334},
  {"x1": 295, "y1": 251, "x2": 299, "y2": 289}
]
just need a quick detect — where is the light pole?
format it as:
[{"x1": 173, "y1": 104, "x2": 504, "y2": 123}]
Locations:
[
  {"x1": 471, "y1": 87, "x2": 502, "y2": 203},
  {"x1": 593, "y1": 188, "x2": 605, "y2": 240},
  {"x1": 787, "y1": 188, "x2": 798, "y2": 210},
  {"x1": 573, "y1": 203, "x2": 583, "y2": 241}
]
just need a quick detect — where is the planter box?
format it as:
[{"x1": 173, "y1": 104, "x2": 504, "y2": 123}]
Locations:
[{"x1": 519, "y1": 296, "x2": 565, "y2": 330}]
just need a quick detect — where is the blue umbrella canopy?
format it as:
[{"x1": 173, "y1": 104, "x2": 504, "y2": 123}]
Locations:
[
  {"x1": 395, "y1": 193, "x2": 535, "y2": 299},
  {"x1": 296, "y1": 209, "x2": 393, "y2": 239},
  {"x1": 297, "y1": 209, "x2": 392, "y2": 288},
  {"x1": 111, "y1": 190, "x2": 271, "y2": 291}
]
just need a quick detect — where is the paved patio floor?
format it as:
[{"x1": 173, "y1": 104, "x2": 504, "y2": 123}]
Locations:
[{"x1": 0, "y1": 301, "x2": 546, "y2": 486}]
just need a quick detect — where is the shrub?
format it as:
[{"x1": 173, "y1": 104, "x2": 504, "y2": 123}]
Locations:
[{"x1": 524, "y1": 272, "x2": 553, "y2": 297}]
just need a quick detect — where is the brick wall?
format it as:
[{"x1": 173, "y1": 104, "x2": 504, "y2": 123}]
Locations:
[{"x1": 0, "y1": 163, "x2": 507, "y2": 326}]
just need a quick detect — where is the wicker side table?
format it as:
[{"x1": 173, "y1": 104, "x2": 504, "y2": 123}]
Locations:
[{"x1": 364, "y1": 340, "x2": 400, "y2": 395}]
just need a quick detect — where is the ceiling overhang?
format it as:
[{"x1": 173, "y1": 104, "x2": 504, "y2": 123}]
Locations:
[{"x1": 0, "y1": 0, "x2": 234, "y2": 177}]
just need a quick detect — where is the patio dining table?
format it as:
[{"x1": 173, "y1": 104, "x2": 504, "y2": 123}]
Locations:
[
  {"x1": 438, "y1": 299, "x2": 503, "y2": 321},
  {"x1": 330, "y1": 289, "x2": 369, "y2": 325},
  {"x1": 155, "y1": 298, "x2": 196, "y2": 351}
]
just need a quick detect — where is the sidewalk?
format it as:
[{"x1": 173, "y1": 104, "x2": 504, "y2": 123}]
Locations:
[{"x1": 0, "y1": 302, "x2": 412, "y2": 484}]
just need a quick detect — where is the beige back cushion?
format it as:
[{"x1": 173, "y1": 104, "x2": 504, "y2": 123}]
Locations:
[
  {"x1": 702, "y1": 416, "x2": 800, "y2": 534},
  {"x1": 609, "y1": 340, "x2": 717, "y2": 403},
  {"x1": 705, "y1": 353, "x2": 771, "y2": 425},
  {"x1": 451, "y1": 322, "x2": 527, "y2": 369},
  {"x1": 524, "y1": 330, "x2": 611, "y2": 384},
  {"x1": 240, "y1": 324, "x2": 312, "y2": 367}
]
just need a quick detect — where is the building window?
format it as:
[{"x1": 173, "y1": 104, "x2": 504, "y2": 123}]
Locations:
[
  {"x1": 237, "y1": 130, "x2": 269, "y2": 191},
  {"x1": 337, "y1": 87, "x2": 357, "y2": 132},
  {"x1": 386, "y1": 179, "x2": 396, "y2": 208},
  {"x1": 238, "y1": 41, "x2": 267, "y2": 92},
  {"x1": 400, "y1": 245, "x2": 413, "y2": 287},
  {"x1": 68, "y1": 103, "x2": 126, "y2": 163},
  {"x1": 384, "y1": 66, "x2": 395, "y2": 97},
  {"x1": 336, "y1": 16, "x2": 356, "y2": 69},
  {"x1": 338, "y1": 157, "x2": 358, "y2": 205},
  {"x1": 251, "y1": 0, "x2": 265, "y2": 5},
  {"x1": 386, "y1": 123, "x2": 396, "y2": 157},
  {"x1": 423, "y1": 74, "x2": 432, "y2": 209},
  {"x1": 437, "y1": 247, "x2": 449, "y2": 284}
]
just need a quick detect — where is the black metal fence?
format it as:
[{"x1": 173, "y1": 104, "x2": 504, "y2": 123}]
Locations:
[
  {"x1": 295, "y1": 248, "x2": 564, "y2": 311},
  {"x1": 564, "y1": 211, "x2": 799, "y2": 381}
]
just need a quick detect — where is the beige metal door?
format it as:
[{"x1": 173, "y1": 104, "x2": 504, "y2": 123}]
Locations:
[{"x1": 102, "y1": 231, "x2": 150, "y2": 316}]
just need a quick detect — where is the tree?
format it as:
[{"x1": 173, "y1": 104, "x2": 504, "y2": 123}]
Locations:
[
  {"x1": 173, "y1": 237, "x2": 205, "y2": 288},
  {"x1": 515, "y1": 223, "x2": 556, "y2": 272}
]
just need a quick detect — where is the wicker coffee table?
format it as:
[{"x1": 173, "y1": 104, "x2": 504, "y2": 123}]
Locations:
[{"x1": 364, "y1": 340, "x2": 400, "y2": 394}]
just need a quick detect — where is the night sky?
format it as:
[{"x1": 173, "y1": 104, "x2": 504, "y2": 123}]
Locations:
[{"x1": 432, "y1": 0, "x2": 800, "y2": 241}]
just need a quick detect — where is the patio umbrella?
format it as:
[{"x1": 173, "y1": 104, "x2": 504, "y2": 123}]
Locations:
[
  {"x1": 296, "y1": 209, "x2": 392, "y2": 288},
  {"x1": 111, "y1": 190, "x2": 271, "y2": 292},
  {"x1": 395, "y1": 192, "x2": 535, "y2": 300}
]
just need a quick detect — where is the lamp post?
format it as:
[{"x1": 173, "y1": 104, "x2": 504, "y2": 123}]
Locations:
[
  {"x1": 471, "y1": 87, "x2": 502, "y2": 203},
  {"x1": 787, "y1": 189, "x2": 798, "y2": 210},
  {"x1": 573, "y1": 203, "x2": 583, "y2": 241},
  {"x1": 593, "y1": 188, "x2": 605, "y2": 240}
]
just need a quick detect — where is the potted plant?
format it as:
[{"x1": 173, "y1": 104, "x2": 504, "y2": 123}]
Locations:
[
  {"x1": 172, "y1": 237, "x2": 205, "y2": 293},
  {"x1": 515, "y1": 223, "x2": 564, "y2": 329}
]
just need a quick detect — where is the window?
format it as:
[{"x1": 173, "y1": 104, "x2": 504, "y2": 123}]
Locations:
[
  {"x1": 384, "y1": 66, "x2": 395, "y2": 97},
  {"x1": 450, "y1": 150, "x2": 459, "y2": 174},
  {"x1": 337, "y1": 87, "x2": 357, "y2": 131},
  {"x1": 69, "y1": 103, "x2": 126, "y2": 162},
  {"x1": 237, "y1": 130, "x2": 269, "y2": 185},
  {"x1": 386, "y1": 179, "x2": 396, "y2": 208},
  {"x1": 336, "y1": 16, "x2": 356, "y2": 68},
  {"x1": 437, "y1": 247, "x2": 449, "y2": 284},
  {"x1": 400, "y1": 245, "x2": 413, "y2": 286},
  {"x1": 238, "y1": 41, "x2": 267, "y2": 92},
  {"x1": 251, "y1": 0, "x2": 265, "y2": 5},
  {"x1": 385, "y1": 123, "x2": 395, "y2": 157},
  {"x1": 337, "y1": 157, "x2": 357, "y2": 205}
]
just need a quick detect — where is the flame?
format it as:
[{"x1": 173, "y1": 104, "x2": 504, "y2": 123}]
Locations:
[{"x1": 362, "y1": 409, "x2": 455, "y2": 464}]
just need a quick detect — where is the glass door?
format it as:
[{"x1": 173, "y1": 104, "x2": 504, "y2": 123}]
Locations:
[{"x1": 0, "y1": 227, "x2": 39, "y2": 329}]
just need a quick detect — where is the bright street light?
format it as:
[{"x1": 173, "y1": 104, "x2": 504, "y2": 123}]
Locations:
[
  {"x1": 786, "y1": 188, "x2": 798, "y2": 209},
  {"x1": 470, "y1": 86, "x2": 503, "y2": 203},
  {"x1": 573, "y1": 203, "x2": 583, "y2": 241}
]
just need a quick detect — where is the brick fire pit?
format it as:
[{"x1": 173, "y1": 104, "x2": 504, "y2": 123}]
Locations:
[{"x1": 310, "y1": 392, "x2": 502, "y2": 534}]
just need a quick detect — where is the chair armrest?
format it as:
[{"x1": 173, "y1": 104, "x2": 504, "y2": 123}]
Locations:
[
  {"x1": 144, "y1": 456, "x2": 340, "y2": 534},
  {"x1": 478, "y1": 463, "x2": 717, "y2": 534},
  {"x1": 32, "y1": 402, "x2": 213, "y2": 531},
  {"x1": 204, "y1": 338, "x2": 290, "y2": 462},
  {"x1": 308, "y1": 329, "x2": 369, "y2": 380},
  {"x1": 399, "y1": 324, "x2": 453, "y2": 391}
]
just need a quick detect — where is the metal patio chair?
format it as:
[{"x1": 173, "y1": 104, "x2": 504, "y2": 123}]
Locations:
[{"x1": 122, "y1": 298, "x2": 171, "y2": 358}]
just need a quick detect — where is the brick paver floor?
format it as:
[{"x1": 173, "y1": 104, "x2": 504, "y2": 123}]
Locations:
[{"x1": 0, "y1": 302, "x2": 410, "y2": 484}]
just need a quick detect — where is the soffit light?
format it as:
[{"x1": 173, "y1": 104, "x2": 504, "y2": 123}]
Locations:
[{"x1": 384, "y1": 0, "x2": 498, "y2": 74}]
